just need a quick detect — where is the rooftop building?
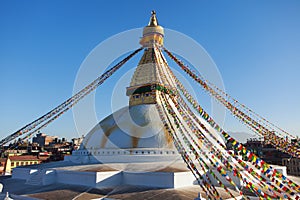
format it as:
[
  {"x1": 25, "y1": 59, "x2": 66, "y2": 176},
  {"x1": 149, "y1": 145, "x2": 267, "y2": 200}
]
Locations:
[{"x1": 32, "y1": 133, "x2": 58, "y2": 147}]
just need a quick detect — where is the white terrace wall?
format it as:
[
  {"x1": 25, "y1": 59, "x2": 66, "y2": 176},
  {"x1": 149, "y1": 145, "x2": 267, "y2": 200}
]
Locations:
[
  {"x1": 123, "y1": 172, "x2": 175, "y2": 188},
  {"x1": 56, "y1": 170, "x2": 97, "y2": 187}
]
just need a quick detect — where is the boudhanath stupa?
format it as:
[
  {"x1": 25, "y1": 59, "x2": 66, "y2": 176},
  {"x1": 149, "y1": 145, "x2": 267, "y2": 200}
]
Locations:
[
  {"x1": 1, "y1": 11, "x2": 299, "y2": 200},
  {"x1": 68, "y1": 10, "x2": 225, "y2": 167}
]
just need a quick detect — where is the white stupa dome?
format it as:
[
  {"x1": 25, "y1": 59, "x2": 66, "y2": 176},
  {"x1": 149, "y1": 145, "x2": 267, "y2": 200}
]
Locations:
[
  {"x1": 80, "y1": 104, "x2": 175, "y2": 150},
  {"x1": 79, "y1": 103, "x2": 225, "y2": 152}
]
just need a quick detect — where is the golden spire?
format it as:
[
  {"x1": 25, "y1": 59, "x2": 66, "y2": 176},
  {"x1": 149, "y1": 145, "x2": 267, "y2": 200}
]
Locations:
[{"x1": 148, "y1": 10, "x2": 158, "y2": 26}]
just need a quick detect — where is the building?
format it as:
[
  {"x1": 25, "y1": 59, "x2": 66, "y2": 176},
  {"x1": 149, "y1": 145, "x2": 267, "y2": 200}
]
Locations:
[
  {"x1": 243, "y1": 138, "x2": 290, "y2": 165},
  {"x1": 3, "y1": 149, "x2": 28, "y2": 157},
  {"x1": 71, "y1": 136, "x2": 84, "y2": 150},
  {"x1": 5, "y1": 155, "x2": 40, "y2": 174},
  {"x1": 38, "y1": 152, "x2": 51, "y2": 162},
  {"x1": 0, "y1": 158, "x2": 7, "y2": 175},
  {"x1": 282, "y1": 158, "x2": 300, "y2": 176},
  {"x1": 32, "y1": 133, "x2": 58, "y2": 147}
]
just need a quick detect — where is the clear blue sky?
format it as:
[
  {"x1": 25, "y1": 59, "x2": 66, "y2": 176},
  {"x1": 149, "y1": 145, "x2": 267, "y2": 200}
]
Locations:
[{"x1": 0, "y1": 0, "x2": 300, "y2": 142}]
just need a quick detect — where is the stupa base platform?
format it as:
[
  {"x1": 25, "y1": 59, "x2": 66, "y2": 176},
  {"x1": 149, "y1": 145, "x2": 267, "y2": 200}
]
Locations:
[
  {"x1": 7, "y1": 158, "x2": 297, "y2": 199},
  {"x1": 12, "y1": 161, "x2": 196, "y2": 189}
]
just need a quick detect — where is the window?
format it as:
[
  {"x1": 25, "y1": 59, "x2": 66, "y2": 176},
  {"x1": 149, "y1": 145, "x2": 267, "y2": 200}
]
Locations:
[
  {"x1": 11, "y1": 162, "x2": 14, "y2": 167},
  {"x1": 20, "y1": 162, "x2": 24, "y2": 166},
  {"x1": 25, "y1": 162, "x2": 28, "y2": 165},
  {"x1": 16, "y1": 162, "x2": 19, "y2": 166}
]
